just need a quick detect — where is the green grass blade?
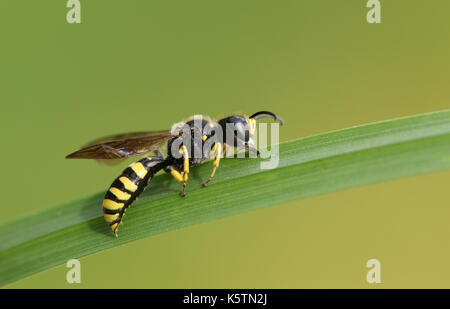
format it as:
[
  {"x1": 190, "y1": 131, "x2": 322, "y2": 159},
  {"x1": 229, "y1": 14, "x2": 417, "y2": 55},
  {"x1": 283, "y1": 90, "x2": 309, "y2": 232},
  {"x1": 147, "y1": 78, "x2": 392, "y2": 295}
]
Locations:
[{"x1": 2, "y1": 110, "x2": 450, "y2": 286}]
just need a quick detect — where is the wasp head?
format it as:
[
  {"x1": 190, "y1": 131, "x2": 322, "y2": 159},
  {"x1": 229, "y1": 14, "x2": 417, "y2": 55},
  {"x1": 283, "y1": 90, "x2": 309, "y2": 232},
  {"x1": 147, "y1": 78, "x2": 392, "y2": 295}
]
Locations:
[{"x1": 218, "y1": 111, "x2": 283, "y2": 155}]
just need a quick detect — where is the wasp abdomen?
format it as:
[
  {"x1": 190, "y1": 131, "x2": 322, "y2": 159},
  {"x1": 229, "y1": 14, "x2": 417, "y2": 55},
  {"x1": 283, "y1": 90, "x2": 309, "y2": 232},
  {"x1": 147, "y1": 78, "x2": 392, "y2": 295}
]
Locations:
[{"x1": 102, "y1": 157, "x2": 166, "y2": 236}]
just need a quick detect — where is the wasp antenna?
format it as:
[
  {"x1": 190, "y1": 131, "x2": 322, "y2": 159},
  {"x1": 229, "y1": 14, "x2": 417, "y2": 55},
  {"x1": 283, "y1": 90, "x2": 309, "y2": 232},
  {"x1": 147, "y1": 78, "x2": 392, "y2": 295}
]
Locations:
[{"x1": 249, "y1": 111, "x2": 284, "y2": 126}]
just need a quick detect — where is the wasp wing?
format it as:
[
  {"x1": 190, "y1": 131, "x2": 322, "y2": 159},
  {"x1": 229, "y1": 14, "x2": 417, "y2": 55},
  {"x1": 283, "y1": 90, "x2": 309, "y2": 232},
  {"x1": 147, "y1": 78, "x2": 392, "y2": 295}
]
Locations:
[
  {"x1": 66, "y1": 130, "x2": 181, "y2": 160},
  {"x1": 84, "y1": 130, "x2": 172, "y2": 147}
]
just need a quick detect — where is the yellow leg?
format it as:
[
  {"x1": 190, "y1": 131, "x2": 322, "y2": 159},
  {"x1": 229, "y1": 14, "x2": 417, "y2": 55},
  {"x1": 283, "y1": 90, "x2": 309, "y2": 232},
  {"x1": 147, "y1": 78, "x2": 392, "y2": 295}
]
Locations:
[
  {"x1": 202, "y1": 142, "x2": 222, "y2": 187},
  {"x1": 169, "y1": 167, "x2": 184, "y2": 182},
  {"x1": 180, "y1": 145, "x2": 189, "y2": 183},
  {"x1": 169, "y1": 145, "x2": 190, "y2": 196}
]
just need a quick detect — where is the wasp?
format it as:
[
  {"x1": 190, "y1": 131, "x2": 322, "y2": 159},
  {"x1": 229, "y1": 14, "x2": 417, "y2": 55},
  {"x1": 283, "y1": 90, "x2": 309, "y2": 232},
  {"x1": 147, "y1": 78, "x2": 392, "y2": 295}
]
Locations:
[{"x1": 66, "y1": 111, "x2": 283, "y2": 236}]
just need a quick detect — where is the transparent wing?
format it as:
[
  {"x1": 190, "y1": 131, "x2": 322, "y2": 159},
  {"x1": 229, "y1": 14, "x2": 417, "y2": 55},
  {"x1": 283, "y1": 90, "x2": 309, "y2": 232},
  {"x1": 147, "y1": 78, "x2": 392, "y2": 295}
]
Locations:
[
  {"x1": 84, "y1": 130, "x2": 171, "y2": 147},
  {"x1": 66, "y1": 130, "x2": 181, "y2": 160}
]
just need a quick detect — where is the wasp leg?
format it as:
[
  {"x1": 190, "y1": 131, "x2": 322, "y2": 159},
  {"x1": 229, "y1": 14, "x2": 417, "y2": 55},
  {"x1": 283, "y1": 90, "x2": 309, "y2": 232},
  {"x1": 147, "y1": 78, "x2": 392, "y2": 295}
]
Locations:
[
  {"x1": 245, "y1": 144, "x2": 260, "y2": 156},
  {"x1": 202, "y1": 142, "x2": 222, "y2": 187},
  {"x1": 180, "y1": 145, "x2": 189, "y2": 196},
  {"x1": 168, "y1": 146, "x2": 190, "y2": 197},
  {"x1": 152, "y1": 149, "x2": 165, "y2": 159}
]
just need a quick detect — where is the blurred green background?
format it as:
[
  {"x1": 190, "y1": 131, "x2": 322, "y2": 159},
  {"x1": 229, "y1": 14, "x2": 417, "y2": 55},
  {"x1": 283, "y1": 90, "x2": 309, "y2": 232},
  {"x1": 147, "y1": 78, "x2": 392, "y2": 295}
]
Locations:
[{"x1": 1, "y1": 0, "x2": 450, "y2": 288}]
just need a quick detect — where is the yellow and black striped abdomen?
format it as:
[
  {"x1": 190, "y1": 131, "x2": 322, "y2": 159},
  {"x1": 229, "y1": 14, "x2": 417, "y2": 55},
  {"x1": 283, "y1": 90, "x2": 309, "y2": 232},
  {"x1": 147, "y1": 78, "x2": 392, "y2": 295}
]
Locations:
[{"x1": 103, "y1": 156, "x2": 166, "y2": 236}]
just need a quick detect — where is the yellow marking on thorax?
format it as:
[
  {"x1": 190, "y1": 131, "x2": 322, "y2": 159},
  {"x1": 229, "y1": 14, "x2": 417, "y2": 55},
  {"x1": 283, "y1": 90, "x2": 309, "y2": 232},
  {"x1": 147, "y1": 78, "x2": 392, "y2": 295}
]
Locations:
[
  {"x1": 119, "y1": 176, "x2": 138, "y2": 192},
  {"x1": 130, "y1": 162, "x2": 147, "y2": 179},
  {"x1": 109, "y1": 187, "x2": 131, "y2": 201},
  {"x1": 103, "y1": 199, "x2": 125, "y2": 210},
  {"x1": 104, "y1": 213, "x2": 120, "y2": 223}
]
